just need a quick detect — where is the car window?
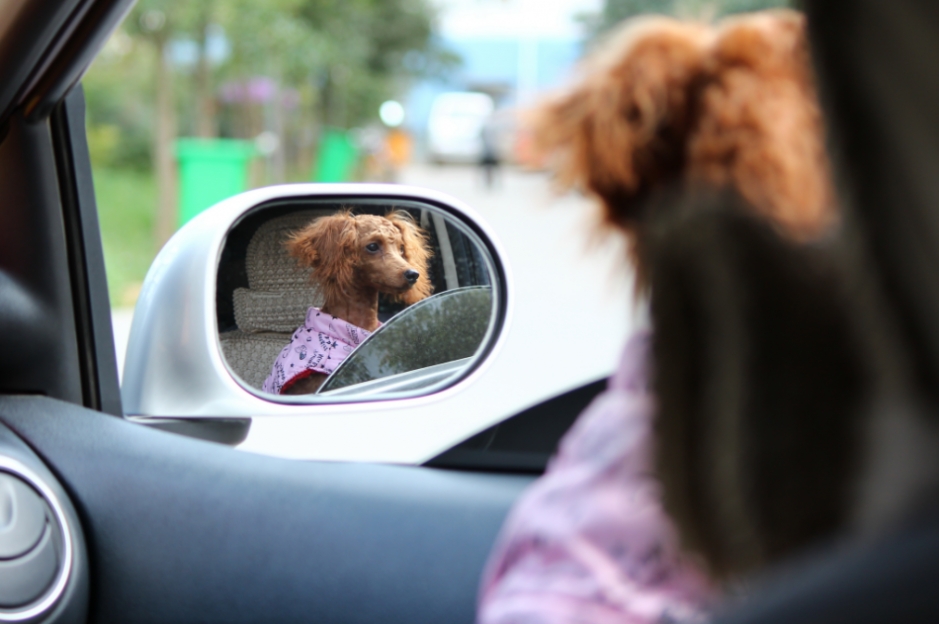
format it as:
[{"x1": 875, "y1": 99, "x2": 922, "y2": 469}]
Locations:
[{"x1": 85, "y1": 0, "x2": 790, "y2": 464}]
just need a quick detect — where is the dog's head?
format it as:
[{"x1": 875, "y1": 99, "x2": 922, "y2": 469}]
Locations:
[
  {"x1": 286, "y1": 210, "x2": 433, "y2": 305},
  {"x1": 529, "y1": 10, "x2": 834, "y2": 245}
]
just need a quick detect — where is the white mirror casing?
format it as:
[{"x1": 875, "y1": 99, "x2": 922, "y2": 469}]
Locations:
[
  {"x1": 121, "y1": 183, "x2": 621, "y2": 465},
  {"x1": 122, "y1": 184, "x2": 516, "y2": 463}
]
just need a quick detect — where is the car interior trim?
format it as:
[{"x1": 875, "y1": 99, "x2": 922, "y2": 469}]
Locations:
[
  {"x1": 0, "y1": 0, "x2": 77, "y2": 130},
  {"x1": 0, "y1": 111, "x2": 84, "y2": 404},
  {"x1": 128, "y1": 417, "x2": 252, "y2": 446},
  {"x1": 427, "y1": 377, "x2": 607, "y2": 473},
  {"x1": 49, "y1": 92, "x2": 98, "y2": 413},
  {"x1": 48, "y1": 86, "x2": 122, "y2": 415},
  {"x1": 0, "y1": 395, "x2": 532, "y2": 624},
  {"x1": 0, "y1": 455, "x2": 73, "y2": 623},
  {"x1": 21, "y1": 0, "x2": 135, "y2": 122}
]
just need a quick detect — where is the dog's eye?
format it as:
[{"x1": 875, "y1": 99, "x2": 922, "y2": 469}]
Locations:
[
  {"x1": 366, "y1": 242, "x2": 380, "y2": 253},
  {"x1": 400, "y1": 246, "x2": 405, "y2": 255}
]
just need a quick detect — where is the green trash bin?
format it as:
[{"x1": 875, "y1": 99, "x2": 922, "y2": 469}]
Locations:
[
  {"x1": 313, "y1": 128, "x2": 358, "y2": 182},
  {"x1": 175, "y1": 138, "x2": 256, "y2": 226}
]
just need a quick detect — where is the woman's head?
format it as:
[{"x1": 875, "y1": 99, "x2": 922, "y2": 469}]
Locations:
[{"x1": 530, "y1": 10, "x2": 834, "y2": 265}]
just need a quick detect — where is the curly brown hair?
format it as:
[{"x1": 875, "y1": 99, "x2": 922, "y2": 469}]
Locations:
[{"x1": 530, "y1": 10, "x2": 835, "y2": 282}]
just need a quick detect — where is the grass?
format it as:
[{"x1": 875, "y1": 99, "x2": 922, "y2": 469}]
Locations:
[
  {"x1": 92, "y1": 166, "x2": 157, "y2": 307},
  {"x1": 91, "y1": 162, "x2": 320, "y2": 307}
]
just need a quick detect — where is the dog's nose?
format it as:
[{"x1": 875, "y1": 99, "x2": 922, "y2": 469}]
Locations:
[{"x1": 404, "y1": 269, "x2": 420, "y2": 284}]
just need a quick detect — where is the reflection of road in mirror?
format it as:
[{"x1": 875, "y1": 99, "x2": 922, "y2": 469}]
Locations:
[{"x1": 214, "y1": 199, "x2": 498, "y2": 400}]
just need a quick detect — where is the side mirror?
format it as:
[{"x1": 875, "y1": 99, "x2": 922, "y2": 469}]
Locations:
[{"x1": 121, "y1": 184, "x2": 512, "y2": 461}]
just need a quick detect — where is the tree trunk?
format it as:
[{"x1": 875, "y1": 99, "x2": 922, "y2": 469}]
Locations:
[
  {"x1": 272, "y1": 86, "x2": 286, "y2": 183},
  {"x1": 154, "y1": 36, "x2": 178, "y2": 250},
  {"x1": 194, "y1": 12, "x2": 215, "y2": 138}
]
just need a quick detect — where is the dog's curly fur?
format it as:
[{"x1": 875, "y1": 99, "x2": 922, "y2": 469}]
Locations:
[
  {"x1": 280, "y1": 209, "x2": 433, "y2": 394},
  {"x1": 529, "y1": 10, "x2": 851, "y2": 579},
  {"x1": 647, "y1": 196, "x2": 869, "y2": 579},
  {"x1": 287, "y1": 210, "x2": 432, "y2": 311},
  {"x1": 529, "y1": 10, "x2": 834, "y2": 278}
]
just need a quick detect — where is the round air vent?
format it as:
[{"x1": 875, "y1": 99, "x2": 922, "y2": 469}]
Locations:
[{"x1": 0, "y1": 458, "x2": 73, "y2": 622}]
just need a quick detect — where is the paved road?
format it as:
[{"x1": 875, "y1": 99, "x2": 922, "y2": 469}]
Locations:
[{"x1": 112, "y1": 164, "x2": 637, "y2": 385}]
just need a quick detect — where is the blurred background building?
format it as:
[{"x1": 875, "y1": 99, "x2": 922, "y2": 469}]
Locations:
[{"x1": 404, "y1": 0, "x2": 599, "y2": 150}]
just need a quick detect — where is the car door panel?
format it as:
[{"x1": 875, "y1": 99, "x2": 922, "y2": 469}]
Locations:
[{"x1": 0, "y1": 396, "x2": 533, "y2": 623}]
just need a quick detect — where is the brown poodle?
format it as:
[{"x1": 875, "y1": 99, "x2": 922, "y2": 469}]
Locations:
[
  {"x1": 277, "y1": 210, "x2": 432, "y2": 394},
  {"x1": 530, "y1": 10, "x2": 835, "y2": 283},
  {"x1": 528, "y1": 10, "x2": 844, "y2": 578}
]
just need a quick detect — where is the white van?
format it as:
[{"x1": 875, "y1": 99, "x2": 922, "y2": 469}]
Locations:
[{"x1": 426, "y1": 92, "x2": 495, "y2": 164}]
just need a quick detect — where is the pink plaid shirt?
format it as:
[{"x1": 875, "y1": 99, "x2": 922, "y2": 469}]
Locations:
[{"x1": 478, "y1": 331, "x2": 717, "y2": 624}]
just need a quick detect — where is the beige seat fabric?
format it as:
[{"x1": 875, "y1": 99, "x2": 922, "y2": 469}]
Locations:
[
  {"x1": 220, "y1": 330, "x2": 295, "y2": 390},
  {"x1": 220, "y1": 210, "x2": 330, "y2": 389}
]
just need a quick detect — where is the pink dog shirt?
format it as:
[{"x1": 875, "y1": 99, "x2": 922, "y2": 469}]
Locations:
[
  {"x1": 262, "y1": 307, "x2": 375, "y2": 394},
  {"x1": 477, "y1": 330, "x2": 717, "y2": 624}
]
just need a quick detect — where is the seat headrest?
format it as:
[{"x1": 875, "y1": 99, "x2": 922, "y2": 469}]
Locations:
[{"x1": 233, "y1": 210, "x2": 329, "y2": 333}]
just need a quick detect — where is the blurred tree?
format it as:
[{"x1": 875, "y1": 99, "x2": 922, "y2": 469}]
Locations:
[
  {"x1": 214, "y1": 0, "x2": 454, "y2": 178},
  {"x1": 193, "y1": 0, "x2": 218, "y2": 138},
  {"x1": 83, "y1": 31, "x2": 153, "y2": 170},
  {"x1": 121, "y1": 0, "x2": 230, "y2": 247},
  {"x1": 123, "y1": 0, "x2": 185, "y2": 249},
  {"x1": 294, "y1": 0, "x2": 456, "y2": 128},
  {"x1": 85, "y1": 0, "x2": 453, "y2": 246},
  {"x1": 213, "y1": 0, "x2": 327, "y2": 181}
]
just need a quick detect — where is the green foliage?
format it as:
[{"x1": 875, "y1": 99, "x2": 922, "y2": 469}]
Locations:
[
  {"x1": 291, "y1": 0, "x2": 456, "y2": 128},
  {"x1": 83, "y1": 32, "x2": 157, "y2": 170},
  {"x1": 83, "y1": 0, "x2": 451, "y2": 300},
  {"x1": 216, "y1": 0, "x2": 327, "y2": 84},
  {"x1": 85, "y1": 0, "x2": 448, "y2": 139},
  {"x1": 582, "y1": 0, "x2": 792, "y2": 39},
  {"x1": 92, "y1": 167, "x2": 158, "y2": 306},
  {"x1": 84, "y1": 0, "x2": 450, "y2": 163}
]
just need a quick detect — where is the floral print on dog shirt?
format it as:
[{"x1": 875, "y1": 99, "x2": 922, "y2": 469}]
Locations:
[{"x1": 262, "y1": 307, "x2": 375, "y2": 394}]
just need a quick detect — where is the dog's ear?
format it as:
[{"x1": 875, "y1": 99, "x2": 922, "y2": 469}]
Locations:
[
  {"x1": 528, "y1": 18, "x2": 708, "y2": 232},
  {"x1": 649, "y1": 194, "x2": 868, "y2": 579},
  {"x1": 688, "y1": 11, "x2": 835, "y2": 239},
  {"x1": 286, "y1": 213, "x2": 359, "y2": 299},
  {"x1": 388, "y1": 211, "x2": 433, "y2": 305}
]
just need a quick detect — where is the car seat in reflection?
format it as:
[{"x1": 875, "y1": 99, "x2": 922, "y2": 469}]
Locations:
[
  {"x1": 219, "y1": 211, "x2": 330, "y2": 390},
  {"x1": 263, "y1": 210, "x2": 434, "y2": 395}
]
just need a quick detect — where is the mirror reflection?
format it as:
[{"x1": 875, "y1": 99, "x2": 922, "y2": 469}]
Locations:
[{"x1": 216, "y1": 199, "x2": 496, "y2": 399}]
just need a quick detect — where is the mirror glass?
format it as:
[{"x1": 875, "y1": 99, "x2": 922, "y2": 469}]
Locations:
[{"x1": 215, "y1": 198, "x2": 499, "y2": 401}]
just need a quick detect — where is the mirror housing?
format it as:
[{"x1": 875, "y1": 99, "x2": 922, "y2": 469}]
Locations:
[{"x1": 123, "y1": 183, "x2": 508, "y2": 420}]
